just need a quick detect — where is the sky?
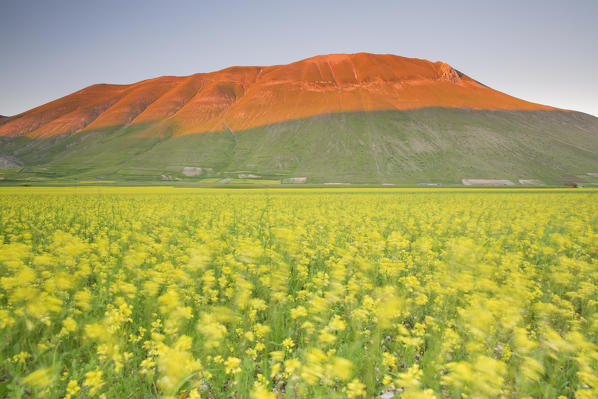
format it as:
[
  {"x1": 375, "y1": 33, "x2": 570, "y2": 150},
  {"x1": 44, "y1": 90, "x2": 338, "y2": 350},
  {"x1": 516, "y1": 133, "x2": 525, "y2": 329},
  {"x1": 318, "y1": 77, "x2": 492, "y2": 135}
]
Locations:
[{"x1": 1, "y1": 0, "x2": 597, "y2": 117}]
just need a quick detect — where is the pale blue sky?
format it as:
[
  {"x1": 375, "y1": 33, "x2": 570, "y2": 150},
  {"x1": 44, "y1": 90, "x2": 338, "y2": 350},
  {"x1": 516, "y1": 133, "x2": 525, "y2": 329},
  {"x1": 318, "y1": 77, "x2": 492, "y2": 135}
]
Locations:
[{"x1": 1, "y1": 0, "x2": 596, "y2": 116}]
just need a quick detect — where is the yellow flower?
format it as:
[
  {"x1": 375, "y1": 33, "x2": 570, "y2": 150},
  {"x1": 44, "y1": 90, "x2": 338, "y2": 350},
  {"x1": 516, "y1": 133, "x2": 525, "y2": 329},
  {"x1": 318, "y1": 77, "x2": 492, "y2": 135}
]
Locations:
[
  {"x1": 64, "y1": 379, "x2": 80, "y2": 399},
  {"x1": 282, "y1": 337, "x2": 295, "y2": 352},
  {"x1": 74, "y1": 290, "x2": 92, "y2": 311},
  {"x1": 382, "y1": 352, "x2": 397, "y2": 370},
  {"x1": 330, "y1": 356, "x2": 353, "y2": 380},
  {"x1": 328, "y1": 315, "x2": 346, "y2": 332},
  {"x1": 290, "y1": 305, "x2": 307, "y2": 319},
  {"x1": 284, "y1": 358, "x2": 302, "y2": 375},
  {"x1": 23, "y1": 367, "x2": 55, "y2": 391},
  {"x1": 252, "y1": 384, "x2": 276, "y2": 399},
  {"x1": 415, "y1": 293, "x2": 428, "y2": 306},
  {"x1": 346, "y1": 378, "x2": 366, "y2": 398},
  {"x1": 224, "y1": 357, "x2": 242, "y2": 375},
  {"x1": 396, "y1": 364, "x2": 422, "y2": 389},
  {"x1": 319, "y1": 330, "x2": 337, "y2": 345},
  {"x1": 156, "y1": 335, "x2": 202, "y2": 393},
  {"x1": 12, "y1": 351, "x2": 31, "y2": 364},
  {"x1": 83, "y1": 370, "x2": 104, "y2": 395},
  {"x1": 254, "y1": 323, "x2": 271, "y2": 339},
  {"x1": 61, "y1": 317, "x2": 78, "y2": 334},
  {"x1": 270, "y1": 350, "x2": 285, "y2": 362}
]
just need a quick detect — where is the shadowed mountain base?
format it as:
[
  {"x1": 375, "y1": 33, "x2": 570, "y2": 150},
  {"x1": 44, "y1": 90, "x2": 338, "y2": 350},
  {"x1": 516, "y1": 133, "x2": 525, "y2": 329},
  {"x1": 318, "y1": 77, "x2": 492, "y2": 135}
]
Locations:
[{"x1": 1, "y1": 108, "x2": 597, "y2": 184}]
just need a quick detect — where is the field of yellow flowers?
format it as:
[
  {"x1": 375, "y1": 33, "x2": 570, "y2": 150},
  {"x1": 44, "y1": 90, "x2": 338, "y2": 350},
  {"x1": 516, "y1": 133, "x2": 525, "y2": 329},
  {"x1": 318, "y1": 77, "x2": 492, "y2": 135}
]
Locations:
[{"x1": 0, "y1": 187, "x2": 597, "y2": 399}]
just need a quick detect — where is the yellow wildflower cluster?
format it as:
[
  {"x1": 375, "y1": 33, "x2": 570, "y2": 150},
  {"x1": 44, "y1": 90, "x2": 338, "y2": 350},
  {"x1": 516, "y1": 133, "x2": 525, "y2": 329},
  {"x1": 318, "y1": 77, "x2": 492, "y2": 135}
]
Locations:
[{"x1": 0, "y1": 186, "x2": 596, "y2": 398}]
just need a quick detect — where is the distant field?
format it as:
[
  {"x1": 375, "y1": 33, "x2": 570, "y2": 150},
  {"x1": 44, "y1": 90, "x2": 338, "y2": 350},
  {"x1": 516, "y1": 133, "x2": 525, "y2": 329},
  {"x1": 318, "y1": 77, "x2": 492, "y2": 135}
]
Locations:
[
  {"x1": 226, "y1": 179, "x2": 281, "y2": 185},
  {"x1": 0, "y1": 187, "x2": 597, "y2": 398}
]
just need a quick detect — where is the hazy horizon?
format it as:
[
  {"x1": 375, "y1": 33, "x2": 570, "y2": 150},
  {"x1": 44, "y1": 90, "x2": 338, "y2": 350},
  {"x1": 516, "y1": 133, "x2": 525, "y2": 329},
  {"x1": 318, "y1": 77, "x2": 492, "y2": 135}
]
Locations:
[{"x1": 1, "y1": 0, "x2": 597, "y2": 117}]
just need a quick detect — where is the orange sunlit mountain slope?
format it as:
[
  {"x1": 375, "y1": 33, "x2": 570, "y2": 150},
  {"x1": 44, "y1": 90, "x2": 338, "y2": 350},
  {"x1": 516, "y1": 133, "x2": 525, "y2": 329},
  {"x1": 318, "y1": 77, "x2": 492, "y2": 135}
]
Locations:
[{"x1": 0, "y1": 53, "x2": 556, "y2": 138}]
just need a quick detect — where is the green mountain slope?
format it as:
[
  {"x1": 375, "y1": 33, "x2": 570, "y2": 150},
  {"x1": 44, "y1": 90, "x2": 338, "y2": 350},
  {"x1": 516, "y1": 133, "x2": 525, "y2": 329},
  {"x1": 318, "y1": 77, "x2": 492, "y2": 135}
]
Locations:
[{"x1": 1, "y1": 109, "x2": 597, "y2": 185}]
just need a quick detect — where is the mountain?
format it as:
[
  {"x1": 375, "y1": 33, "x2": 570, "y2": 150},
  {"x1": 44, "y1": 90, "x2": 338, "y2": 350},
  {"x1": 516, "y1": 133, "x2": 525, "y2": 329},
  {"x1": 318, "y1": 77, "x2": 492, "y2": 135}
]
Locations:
[{"x1": 1, "y1": 53, "x2": 597, "y2": 185}]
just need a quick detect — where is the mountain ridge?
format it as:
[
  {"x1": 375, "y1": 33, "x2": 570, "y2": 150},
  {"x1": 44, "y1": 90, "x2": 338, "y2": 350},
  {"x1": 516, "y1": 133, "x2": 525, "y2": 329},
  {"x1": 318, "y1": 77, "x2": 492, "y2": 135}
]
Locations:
[{"x1": 0, "y1": 53, "x2": 557, "y2": 139}]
